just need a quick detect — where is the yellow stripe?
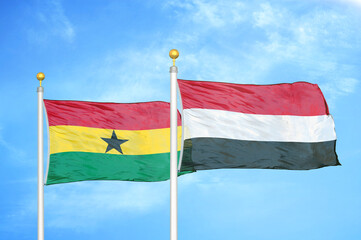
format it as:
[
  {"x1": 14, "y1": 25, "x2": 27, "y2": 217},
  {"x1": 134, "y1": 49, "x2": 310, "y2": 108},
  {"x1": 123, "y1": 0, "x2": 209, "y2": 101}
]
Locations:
[{"x1": 49, "y1": 125, "x2": 182, "y2": 155}]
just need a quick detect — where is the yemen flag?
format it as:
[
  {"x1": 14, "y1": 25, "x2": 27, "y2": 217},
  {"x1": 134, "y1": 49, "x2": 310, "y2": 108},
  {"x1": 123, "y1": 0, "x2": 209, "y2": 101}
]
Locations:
[
  {"x1": 44, "y1": 100, "x2": 182, "y2": 185},
  {"x1": 178, "y1": 79, "x2": 340, "y2": 172}
]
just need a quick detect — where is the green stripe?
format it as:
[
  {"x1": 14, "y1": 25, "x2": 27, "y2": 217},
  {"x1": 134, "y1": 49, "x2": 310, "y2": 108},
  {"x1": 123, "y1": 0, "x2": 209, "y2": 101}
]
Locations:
[{"x1": 46, "y1": 152, "x2": 192, "y2": 185}]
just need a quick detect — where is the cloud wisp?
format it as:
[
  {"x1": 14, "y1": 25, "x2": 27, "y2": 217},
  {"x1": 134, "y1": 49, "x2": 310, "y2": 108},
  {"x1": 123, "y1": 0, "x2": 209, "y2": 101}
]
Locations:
[
  {"x1": 0, "y1": 126, "x2": 26, "y2": 162},
  {"x1": 163, "y1": 0, "x2": 360, "y2": 106},
  {"x1": 28, "y1": 0, "x2": 75, "y2": 43},
  {"x1": 48, "y1": 0, "x2": 360, "y2": 107},
  {"x1": 44, "y1": 181, "x2": 169, "y2": 229},
  {"x1": 7, "y1": 181, "x2": 169, "y2": 231}
]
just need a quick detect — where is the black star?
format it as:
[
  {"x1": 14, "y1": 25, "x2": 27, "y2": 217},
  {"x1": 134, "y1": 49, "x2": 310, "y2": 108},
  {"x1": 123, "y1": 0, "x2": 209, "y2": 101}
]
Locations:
[{"x1": 101, "y1": 130, "x2": 128, "y2": 154}]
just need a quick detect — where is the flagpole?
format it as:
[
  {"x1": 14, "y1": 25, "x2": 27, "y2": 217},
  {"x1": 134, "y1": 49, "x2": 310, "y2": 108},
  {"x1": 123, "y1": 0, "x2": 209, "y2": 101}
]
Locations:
[
  {"x1": 169, "y1": 49, "x2": 179, "y2": 240},
  {"x1": 37, "y1": 72, "x2": 45, "y2": 240}
]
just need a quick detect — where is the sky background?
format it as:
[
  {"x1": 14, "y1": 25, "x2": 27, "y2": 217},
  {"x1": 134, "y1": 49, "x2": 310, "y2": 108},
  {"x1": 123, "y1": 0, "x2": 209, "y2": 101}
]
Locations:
[{"x1": 1, "y1": 0, "x2": 361, "y2": 239}]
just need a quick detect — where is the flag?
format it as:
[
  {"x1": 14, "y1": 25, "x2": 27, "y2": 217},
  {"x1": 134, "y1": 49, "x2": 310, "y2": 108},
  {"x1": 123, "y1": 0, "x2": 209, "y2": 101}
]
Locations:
[
  {"x1": 44, "y1": 100, "x2": 183, "y2": 185},
  {"x1": 178, "y1": 79, "x2": 340, "y2": 172}
]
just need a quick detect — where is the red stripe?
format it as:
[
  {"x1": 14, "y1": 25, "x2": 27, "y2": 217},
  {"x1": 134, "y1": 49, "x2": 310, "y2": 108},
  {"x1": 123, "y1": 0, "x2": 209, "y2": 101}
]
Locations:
[
  {"x1": 44, "y1": 100, "x2": 181, "y2": 130},
  {"x1": 178, "y1": 79, "x2": 329, "y2": 116}
]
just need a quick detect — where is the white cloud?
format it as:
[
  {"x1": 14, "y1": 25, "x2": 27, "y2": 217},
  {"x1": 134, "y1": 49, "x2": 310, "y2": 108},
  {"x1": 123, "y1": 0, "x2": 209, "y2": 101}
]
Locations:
[
  {"x1": 44, "y1": 181, "x2": 168, "y2": 229},
  {"x1": 7, "y1": 181, "x2": 169, "y2": 230},
  {"x1": 333, "y1": 0, "x2": 361, "y2": 7},
  {"x1": 253, "y1": 2, "x2": 284, "y2": 28},
  {"x1": 0, "y1": 126, "x2": 26, "y2": 161},
  {"x1": 178, "y1": 170, "x2": 295, "y2": 224},
  {"x1": 338, "y1": 78, "x2": 358, "y2": 93},
  {"x1": 53, "y1": 0, "x2": 358, "y2": 107},
  {"x1": 249, "y1": 3, "x2": 361, "y2": 107},
  {"x1": 101, "y1": 1, "x2": 359, "y2": 107},
  {"x1": 320, "y1": 77, "x2": 359, "y2": 107},
  {"x1": 91, "y1": 48, "x2": 172, "y2": 103},
  {"x1": 165, "y1": 0, "x2": 246, "y2": 28},
  {"x1": 45, "y1": 45, "x2": 175, "y2": 103},
  {"x1": 29, "y1": 0, "x2": 75, "y2": 43}
]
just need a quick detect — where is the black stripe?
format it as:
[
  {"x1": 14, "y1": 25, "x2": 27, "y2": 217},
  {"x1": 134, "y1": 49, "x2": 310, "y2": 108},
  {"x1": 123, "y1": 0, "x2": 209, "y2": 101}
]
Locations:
[{"x1": 180, "y1": 138, "x2": 339, "y2": 171}]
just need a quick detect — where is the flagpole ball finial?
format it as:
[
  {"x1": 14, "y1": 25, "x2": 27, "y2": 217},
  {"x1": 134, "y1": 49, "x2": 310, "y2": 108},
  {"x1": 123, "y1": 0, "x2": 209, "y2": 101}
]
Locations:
[
  {"x1": 36, "y1": 72, "x2": 45, "y2": 86},
  {"x1": 169, "y1": 49, "x2": 179, "y2": 66}
]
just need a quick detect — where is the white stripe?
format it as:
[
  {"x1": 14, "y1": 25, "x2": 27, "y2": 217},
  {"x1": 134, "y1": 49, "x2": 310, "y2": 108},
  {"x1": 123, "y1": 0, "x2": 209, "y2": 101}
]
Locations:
[{"x1": 183, "y1": 109, "x2": 336, "y2": 143}]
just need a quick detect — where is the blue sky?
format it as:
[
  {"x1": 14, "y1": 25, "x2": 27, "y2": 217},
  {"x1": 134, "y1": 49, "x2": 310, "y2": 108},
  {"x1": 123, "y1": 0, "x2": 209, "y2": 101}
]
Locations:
[{"x1": 1, "y1": 0, "x2": 361, "y2": 239}]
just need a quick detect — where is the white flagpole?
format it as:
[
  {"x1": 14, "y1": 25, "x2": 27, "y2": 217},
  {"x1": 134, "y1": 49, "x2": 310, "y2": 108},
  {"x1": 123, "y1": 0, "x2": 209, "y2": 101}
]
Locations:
[
  {"x1": 37, "y1": 72, "x2": 45, "y2": 240},
  {"x1": 169, "y1": 49, "x2": 179, "y2": 240}
]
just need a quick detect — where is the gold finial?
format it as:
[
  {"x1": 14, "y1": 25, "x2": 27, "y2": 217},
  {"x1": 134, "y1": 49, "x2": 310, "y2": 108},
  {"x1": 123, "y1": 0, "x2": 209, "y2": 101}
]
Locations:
[
  {"x1": 36, "y1": 72, "x2": 45, "y2": 86},
  {"x1": 169, "y1": 49, "x2": 179, "y2": 66}
]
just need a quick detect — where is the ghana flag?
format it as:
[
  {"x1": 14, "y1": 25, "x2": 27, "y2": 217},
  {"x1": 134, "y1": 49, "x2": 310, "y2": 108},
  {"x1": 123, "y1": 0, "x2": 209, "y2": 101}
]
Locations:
[
  {"x1": 44, "y1": 100, "x2": 182, "y2": 185},
  {"x1": 178, "y1": 79, "x2": 339, "y2": 172}
]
